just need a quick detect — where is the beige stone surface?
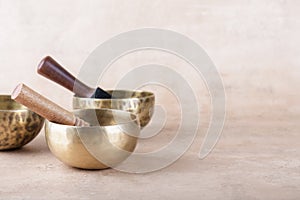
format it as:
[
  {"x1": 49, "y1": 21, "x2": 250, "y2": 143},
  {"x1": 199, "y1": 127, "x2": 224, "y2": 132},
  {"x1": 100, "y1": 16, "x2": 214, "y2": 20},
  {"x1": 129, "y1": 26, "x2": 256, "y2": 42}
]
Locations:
[
  {"x1": 0, "y1": 0, "x2": 299, "y2": 199},
  {"x1": 0, "y1": 117, "x2": 299, "y2": 200}
]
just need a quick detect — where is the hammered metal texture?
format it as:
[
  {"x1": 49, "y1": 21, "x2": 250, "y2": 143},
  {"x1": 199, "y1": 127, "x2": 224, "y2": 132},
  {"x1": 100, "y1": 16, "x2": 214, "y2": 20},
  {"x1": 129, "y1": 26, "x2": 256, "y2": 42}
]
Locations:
[
  {"x1": 0, "y1": 95, "x2": 44, "y2": 150},
  {"x1": 73, "y1": 90, "x2": 155, "y2": 128}
]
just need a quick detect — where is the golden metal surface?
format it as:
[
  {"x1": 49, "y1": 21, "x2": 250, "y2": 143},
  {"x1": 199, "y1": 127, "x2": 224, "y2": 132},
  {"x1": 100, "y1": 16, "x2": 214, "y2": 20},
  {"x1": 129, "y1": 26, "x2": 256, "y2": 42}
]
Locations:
[
  {"x1": 73, "y1": 90, "x2": 155, "y2": 128},
  {"x1": 45, "y1": 109, "x2": 140, "y2": 170},
  {"x1": 0, "y1": 95, "x2": 44, "y2": 150}
]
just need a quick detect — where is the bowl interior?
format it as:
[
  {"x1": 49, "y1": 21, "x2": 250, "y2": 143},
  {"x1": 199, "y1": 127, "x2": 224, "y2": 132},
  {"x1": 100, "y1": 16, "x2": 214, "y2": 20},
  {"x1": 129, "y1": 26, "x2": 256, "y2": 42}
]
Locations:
[
  {"x1": 73, "y1": 108, "x2": 139, "y2": 127},
  {"x1": 106, "y1": 90, "x2": 154, "y2": 99},
  {"x1": 0, "y1": 95, "x2": 27, "y2": 111},
  {"x1": 74, "y1": 90, "x2": 154, "y2": 100}
]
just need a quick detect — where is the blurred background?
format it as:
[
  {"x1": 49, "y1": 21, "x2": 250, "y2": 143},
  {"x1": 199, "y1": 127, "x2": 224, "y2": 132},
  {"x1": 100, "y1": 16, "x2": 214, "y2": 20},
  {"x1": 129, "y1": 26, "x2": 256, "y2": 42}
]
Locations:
[{"x1": 0, "y1": 0, "x2": 299, "y2": 123}]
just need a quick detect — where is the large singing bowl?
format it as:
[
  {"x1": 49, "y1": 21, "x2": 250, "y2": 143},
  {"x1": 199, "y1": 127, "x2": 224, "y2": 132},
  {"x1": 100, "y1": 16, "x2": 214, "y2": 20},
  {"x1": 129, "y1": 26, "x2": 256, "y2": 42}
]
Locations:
[
  {"x1": 45, "y1": 109, "x2": 140, "y2": 170},
  {"x1": 73, "y1": 90, "x2": 155, "y2": 128}
]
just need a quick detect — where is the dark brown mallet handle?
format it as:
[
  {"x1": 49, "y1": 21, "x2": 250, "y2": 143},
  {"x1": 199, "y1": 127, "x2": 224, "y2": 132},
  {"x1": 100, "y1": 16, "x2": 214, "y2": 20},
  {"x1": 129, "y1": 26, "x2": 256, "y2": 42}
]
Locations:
[
  {"x1": 38, "y1": 56, "x2": 95, "y2": 97},
  {"x1": 11, "y1": 83, "x2": 89, "y2": 126}
]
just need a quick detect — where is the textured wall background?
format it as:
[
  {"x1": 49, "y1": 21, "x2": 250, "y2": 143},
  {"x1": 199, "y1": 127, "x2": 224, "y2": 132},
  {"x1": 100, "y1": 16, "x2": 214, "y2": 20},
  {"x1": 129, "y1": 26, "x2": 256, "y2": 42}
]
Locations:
[
  {"x1": 0, "y1": 1, "x2": 300, "y2": 199},
  {"x1": 0, "y1": 0, "x2": 299, "y2": 122}
]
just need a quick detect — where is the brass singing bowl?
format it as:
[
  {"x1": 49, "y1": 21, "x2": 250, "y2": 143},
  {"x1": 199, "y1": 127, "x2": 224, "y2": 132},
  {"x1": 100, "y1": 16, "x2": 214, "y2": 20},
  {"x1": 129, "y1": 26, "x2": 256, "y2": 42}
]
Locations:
[
  {"x1": 0, "y1": 95, "x2": 44, "y2": 150},
  {"x1": 73, "y1": 90, "x2": 155, "y2": 128},
  {"x1": 45, "y1": 109, "x2": 140, "y2": 170}
]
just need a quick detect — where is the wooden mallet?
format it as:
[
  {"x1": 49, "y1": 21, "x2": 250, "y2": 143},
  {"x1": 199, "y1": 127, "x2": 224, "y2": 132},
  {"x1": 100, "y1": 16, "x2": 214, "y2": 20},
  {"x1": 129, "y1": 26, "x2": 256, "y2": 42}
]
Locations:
[
  {"x1": 37, "y1": 56, "x2": 112, "y2": 99},
  {"x1": 11, "y1": 83, "x2": 89, "y2": 126}
]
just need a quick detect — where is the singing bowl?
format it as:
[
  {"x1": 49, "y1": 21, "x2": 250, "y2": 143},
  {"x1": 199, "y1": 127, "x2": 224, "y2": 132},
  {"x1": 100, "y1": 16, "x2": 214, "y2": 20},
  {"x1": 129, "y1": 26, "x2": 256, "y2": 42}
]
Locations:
[
  {"x1": 0, "y1": 95, "x2": 44, "y2": 150},
  {"x1": 45, "y1": 109, "x2": 140, "y2": 170},
  {"x1": 73, "y1": 90, "x2": 155, "y2": 128}
]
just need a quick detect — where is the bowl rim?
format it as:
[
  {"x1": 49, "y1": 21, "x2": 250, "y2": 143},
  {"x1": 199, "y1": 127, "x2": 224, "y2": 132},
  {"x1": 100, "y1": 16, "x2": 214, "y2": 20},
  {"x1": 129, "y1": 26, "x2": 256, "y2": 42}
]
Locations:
[
  {"x1": 0, "y1": 94, "x2": 33, "y2": 112},
  {"x1": 73, "y1": 89, "x2": 155, "y2": 101},
  {"x1": 45, "y1": 108, "x2": 140, "y2": 128}
]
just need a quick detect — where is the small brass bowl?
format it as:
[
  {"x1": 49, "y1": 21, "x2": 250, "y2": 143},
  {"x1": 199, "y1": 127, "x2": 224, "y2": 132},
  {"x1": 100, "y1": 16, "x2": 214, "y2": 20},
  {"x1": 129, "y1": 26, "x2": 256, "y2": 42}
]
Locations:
[
  {"x1": 45, "y1": 109, "x2": 140, "y2": 170},
  {"x1": 73, "y1": 90, "x2": 155, "y2": 128},
  {"x1": 0, "y1": 95, "x2": 44, "y2": 150}
]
